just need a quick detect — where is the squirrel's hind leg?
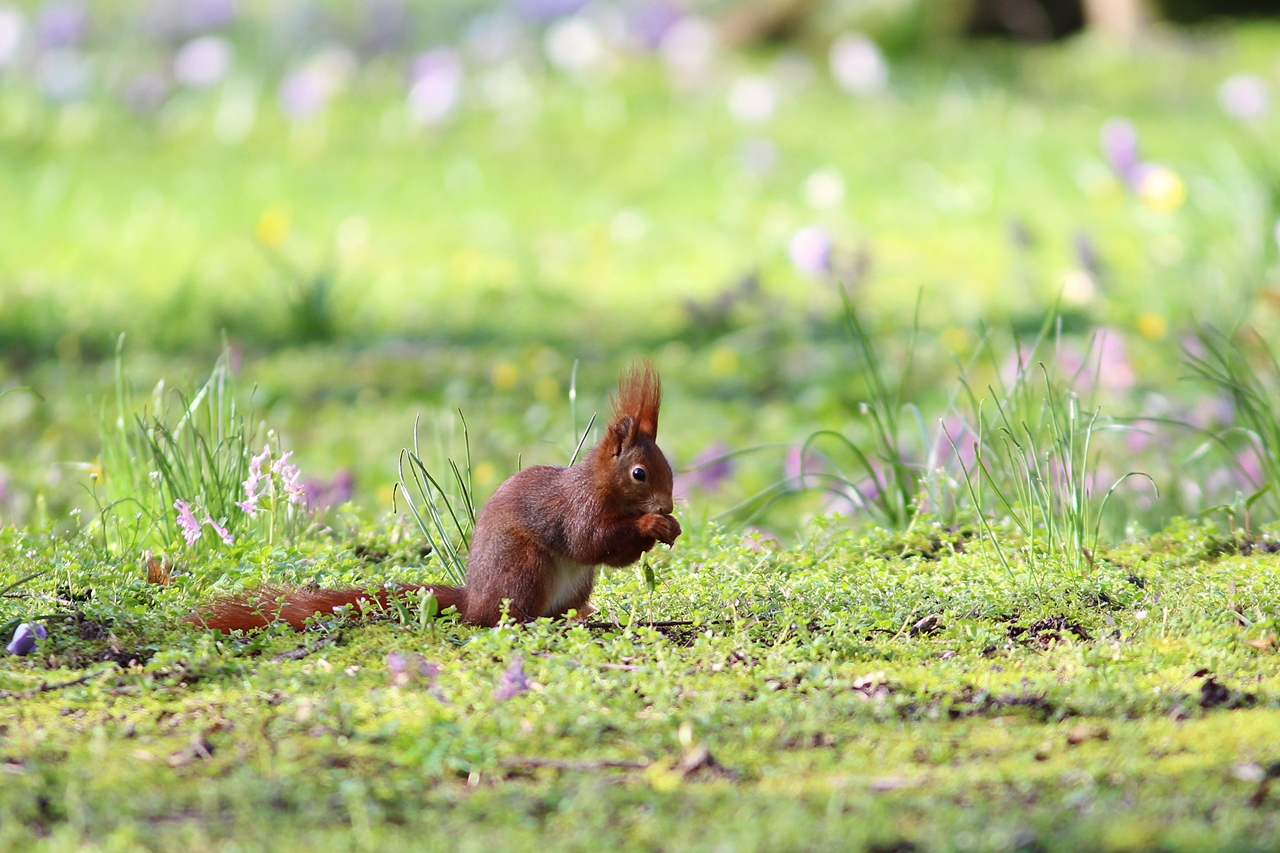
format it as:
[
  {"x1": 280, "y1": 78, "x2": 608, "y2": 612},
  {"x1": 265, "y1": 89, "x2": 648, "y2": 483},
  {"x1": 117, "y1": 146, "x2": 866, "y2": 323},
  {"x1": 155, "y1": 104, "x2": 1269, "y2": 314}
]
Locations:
[{"x1": 461, "y1": 533, "x2": 552, "y2": 627}]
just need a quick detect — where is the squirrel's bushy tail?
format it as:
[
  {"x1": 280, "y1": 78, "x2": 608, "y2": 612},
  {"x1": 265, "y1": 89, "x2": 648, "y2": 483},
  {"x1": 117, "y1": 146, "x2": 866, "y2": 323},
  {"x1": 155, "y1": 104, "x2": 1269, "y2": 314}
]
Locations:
[{"x1": 185, "y1": 584, "x2": 465, "y2": 632}]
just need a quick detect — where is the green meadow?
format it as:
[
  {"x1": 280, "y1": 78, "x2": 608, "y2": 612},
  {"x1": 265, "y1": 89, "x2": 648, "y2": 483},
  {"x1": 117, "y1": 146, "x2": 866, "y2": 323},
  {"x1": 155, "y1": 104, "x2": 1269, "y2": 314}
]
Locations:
[{"x1": 3, "y1": 3, "x2": 1280, "y2": 849}]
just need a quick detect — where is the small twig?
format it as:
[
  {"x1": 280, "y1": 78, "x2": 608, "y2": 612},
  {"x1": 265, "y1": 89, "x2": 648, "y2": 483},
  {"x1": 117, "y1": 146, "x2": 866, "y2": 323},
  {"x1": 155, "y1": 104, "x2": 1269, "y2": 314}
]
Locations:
[
  {"x1": 0, "y1": 669, "x2": 107, "y2": 701},
  {"x1": 498, "y1": 756, "x2": 650, "y2": 771},
  {"x1": 581, "y1": 619, "x2": 733, "y2": 630},
  {"x1": 272, "y1": 634, "x2": 339, "y2": 663},
  {"x1": 2, "y1": 595, "x2": 77, "y2": 608}
]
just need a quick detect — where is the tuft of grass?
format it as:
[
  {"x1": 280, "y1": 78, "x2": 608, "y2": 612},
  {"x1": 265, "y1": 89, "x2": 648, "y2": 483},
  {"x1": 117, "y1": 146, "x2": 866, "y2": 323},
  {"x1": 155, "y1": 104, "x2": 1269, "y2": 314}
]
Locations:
[
  {"x1": 1184, "y1": 322, "x2": 1280, "y2": 526},
  {"x1": 716, "y1": 289, "x2": 929, "y2": 532},
  {"x1": 93, "y1": 339, "x2": 301, "y2": 556},
  {"x1": 396, "y1": 413, "x2": 477, "y2": 587},
  {"x1": 951, "y1": 323, "x2": 1154, "y2": 580},
  {"x1": 94, "y1": 338, "x2": 252, "y2": 550}
]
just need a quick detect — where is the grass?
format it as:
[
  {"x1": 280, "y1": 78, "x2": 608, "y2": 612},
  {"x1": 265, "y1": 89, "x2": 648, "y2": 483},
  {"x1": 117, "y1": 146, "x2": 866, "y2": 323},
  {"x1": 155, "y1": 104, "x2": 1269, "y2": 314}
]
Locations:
[
  {"x1": 4, "y1": 8, "x2": 1280, "y2": 849},
  {"x1": 2, "y1": 519, "x2": 1280, "y2": 851}
]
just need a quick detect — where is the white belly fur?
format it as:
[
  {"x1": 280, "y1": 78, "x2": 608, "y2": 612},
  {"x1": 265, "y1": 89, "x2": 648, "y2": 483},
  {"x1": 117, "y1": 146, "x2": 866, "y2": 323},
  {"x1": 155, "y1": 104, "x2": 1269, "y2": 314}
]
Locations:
[{"x1": 545, "y1": 555, "x2": 595, "y2": 615}]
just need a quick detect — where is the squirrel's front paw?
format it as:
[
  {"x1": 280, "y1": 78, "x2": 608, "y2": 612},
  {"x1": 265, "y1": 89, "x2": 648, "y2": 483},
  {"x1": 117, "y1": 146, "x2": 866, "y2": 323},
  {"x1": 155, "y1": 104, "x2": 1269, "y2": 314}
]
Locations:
[{"x1": 640, "y1": 512, "x2": 682, "y2": 546}]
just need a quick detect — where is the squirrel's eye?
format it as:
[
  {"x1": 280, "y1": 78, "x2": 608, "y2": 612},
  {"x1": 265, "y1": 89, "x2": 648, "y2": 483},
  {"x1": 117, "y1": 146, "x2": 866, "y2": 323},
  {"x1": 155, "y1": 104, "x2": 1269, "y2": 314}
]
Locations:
[{"x1": 631, "y1": 467, "x2": 647, "y2": 482}]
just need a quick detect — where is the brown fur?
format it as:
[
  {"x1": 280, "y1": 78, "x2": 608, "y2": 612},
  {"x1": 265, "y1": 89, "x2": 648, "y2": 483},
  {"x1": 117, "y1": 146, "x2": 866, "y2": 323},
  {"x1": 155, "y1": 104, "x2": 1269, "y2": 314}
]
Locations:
[
  {"x1": 613, "y1": 359, "x2": 661, "y2": 439},
  {"x1": 187, "y1": 584, "x2": 465, "y2": 631},
  {"x1": 188, "y1": 359, "x2": 680, "y2": 632}
]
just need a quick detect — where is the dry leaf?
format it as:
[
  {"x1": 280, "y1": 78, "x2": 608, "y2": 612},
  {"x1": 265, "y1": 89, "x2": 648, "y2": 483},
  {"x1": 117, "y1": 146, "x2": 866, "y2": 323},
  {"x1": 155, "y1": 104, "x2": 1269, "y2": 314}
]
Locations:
[
  {"x1": 1245, "y1": 633, "x2": 1277, "y2": 652},
  {"x1": 144, "y1": 550, "x2": 172, "y2": 586}
]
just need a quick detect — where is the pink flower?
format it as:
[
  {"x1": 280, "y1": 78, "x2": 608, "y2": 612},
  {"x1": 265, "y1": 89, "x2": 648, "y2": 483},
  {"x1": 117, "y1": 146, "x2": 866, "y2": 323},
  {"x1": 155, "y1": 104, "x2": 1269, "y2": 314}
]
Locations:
[
  {"x1": 175, "y1": 499, "x2": 202, "y2": 546},
  {"x1": 673, "y1": 443, "x2": 734, "y2": 498},
  {"x1": 272, "y1": 451, "x2": 305, "y2": 504},
  {"x1": 493, "y1": 654, "x2": 529, "y2": 700},
  {"x1": 788, "y1": 226, "x2": 832, "y2": 277},
  {"x1": 407, "y1": 49, "x2": 463, "y2": 126},
  {"x1": 238, "y1": 444, "x2": 271, "y2": 514},
  {"x1": 785, "y1": 446, "x2": 827, "y2": 489},
  {"x1": 935, "y1": 416, "x2": 977, "y2": 472},
  {"x1": 1101, "y1": 118, "x2": 1143, "y2": 188},
  {"x1": 205, "y1": 513, "x2": 233, "y2": 545}
]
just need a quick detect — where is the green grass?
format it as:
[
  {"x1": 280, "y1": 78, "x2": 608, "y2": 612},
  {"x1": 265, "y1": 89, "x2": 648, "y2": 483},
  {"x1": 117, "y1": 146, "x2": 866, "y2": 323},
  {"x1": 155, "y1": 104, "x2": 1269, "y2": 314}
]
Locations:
[
  {"x1": 5, "y1": 10, "x2": 1280, "y2": 849},
  {"x1": 2, "y1": 520, "x2": 1280, "y2": 851},
  {"x1": 5, "y1": 22, "x2": 1280, "y2": 533}
]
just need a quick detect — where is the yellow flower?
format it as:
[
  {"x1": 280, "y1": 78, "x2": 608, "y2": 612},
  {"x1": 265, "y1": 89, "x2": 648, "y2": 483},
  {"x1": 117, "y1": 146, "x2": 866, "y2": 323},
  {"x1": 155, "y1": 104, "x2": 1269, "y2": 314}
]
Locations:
[
  {"x1": 1137, "y1": 313, "x2": 1168, "y2": 341},
  {"x1": 534, "y1": 375, "x2": 560, "y2": 403},
  {"x1": 491, "y1": 362, "x2": 519, "y2": 391},
  {"x1": 473, "y1": 462, "x2": 497, "y2": 488},
  {"x1": 255, "y1": 208, "x2": 291, "y2": 247},
  {"x1": 709, "y1": 346, "x2": 739, "y2": 376},
  {"x1": 1138, "y1": 167, "x2": 1185, "y2": 213}
]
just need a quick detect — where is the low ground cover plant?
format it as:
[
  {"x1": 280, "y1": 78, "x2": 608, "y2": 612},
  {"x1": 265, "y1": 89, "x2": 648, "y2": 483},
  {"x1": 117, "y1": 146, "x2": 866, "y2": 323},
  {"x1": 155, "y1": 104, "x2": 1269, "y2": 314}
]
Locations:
[{"x1": 4, "y1": 5, "x2": 1280, "y2": 850}]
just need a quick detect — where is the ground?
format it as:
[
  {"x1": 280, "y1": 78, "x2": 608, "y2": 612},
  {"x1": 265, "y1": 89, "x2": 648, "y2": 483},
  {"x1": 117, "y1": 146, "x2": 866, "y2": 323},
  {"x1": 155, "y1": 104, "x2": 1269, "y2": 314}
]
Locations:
[{"x1": 3, "y1": 520, "x2": 1279, "y2": 852}]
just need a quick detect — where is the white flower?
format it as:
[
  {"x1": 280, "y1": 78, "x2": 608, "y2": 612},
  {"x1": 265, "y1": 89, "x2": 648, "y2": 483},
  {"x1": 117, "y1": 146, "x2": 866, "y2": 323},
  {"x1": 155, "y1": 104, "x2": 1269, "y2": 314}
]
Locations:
[{"x1": 830, "y1": 33, "x2": 887, "y2": 95}]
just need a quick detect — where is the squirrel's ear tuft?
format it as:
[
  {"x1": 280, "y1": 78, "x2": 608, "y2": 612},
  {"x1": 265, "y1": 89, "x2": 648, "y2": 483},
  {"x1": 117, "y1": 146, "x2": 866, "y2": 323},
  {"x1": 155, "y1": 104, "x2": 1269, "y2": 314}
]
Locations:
[
  {"x1": 605, "y1": 414, "x2": 636, "y2": 456},
  {"x1": 613, "y1": 359, "x2": 661, "y2": 439}
]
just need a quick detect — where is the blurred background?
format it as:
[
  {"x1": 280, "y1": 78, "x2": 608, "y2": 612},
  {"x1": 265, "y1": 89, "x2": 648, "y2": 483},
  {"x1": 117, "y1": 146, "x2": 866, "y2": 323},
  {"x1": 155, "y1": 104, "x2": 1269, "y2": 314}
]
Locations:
[{"x1": 1, "y1": 0, "x2": 1279, "y2": 538}]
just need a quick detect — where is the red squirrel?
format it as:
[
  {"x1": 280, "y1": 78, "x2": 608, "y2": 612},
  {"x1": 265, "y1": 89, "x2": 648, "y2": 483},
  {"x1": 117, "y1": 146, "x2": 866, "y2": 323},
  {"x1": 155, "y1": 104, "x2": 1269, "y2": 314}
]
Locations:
[{"x1": 188, "y1": 360, "x2": 681, "y2": 631}]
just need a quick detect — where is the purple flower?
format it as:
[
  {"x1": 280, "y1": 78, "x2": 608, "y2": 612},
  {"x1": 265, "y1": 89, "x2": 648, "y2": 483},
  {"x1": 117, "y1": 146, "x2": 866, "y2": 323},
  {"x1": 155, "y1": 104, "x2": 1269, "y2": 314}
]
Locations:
[
  {"x1": 205, "y1": 513, "x2": 233, "y2": 545},
  {"x1": 238, "y1": 444, "x2": 269, "y2": 514},
  {"x1": 277, "y1": 50, "x2": 355, "y2": 121},
  {"x1": 788, "y1": 226, "x2": 832, "y2": 276},
  {"x1": 659, "y1": 16, "x2": 717, "y2": 88},
  {"x1": 301, "y1": 469, "x2": 354, "y2": 511},
  {"x1": 1093, "y1": 329, "x2": 1135, "y2": 392},
  {"x1": 627, "y1": 0, "x2": 682, "y2": 50},
  {"x1": 1125, "y1": 425, "x2": 1153, "y2": 454},
  {"x1": 685, "y1": 442, "x2": 734, "y2": 492},
  {"x1": 516, "y1": 0, "x2": 587, "y2": 22},
  {"x1": 177, "y1": 0, "x2": 237, "y2": 33},
  {"x1": 1237, "y1": 446, "x2": 1264, "y2": 489},
  {"x1": 173, "y1": 35, "x2": 232, "y2": 88},
  {"x1": 1100, "y1": 118, "x2": 1154, "y2": 189},
  {"x1": 493, "y1": 654, "x2": 529, "y2": 700},
  {"x1": 6, "y1": 622, "x2": 47, "y2": 656},
  {"x1": 35, "y1": 0, "x2": 87, "y2": 49},
  {"x1": 278, "y1": 67, "x2": 330, "y2": 120},
  {"x1": 934, "y1": 416, "x2": 977, "y2": 472},
  {"x1": 272, "y1": 451, "x2": 304, "y2": 504},
  {"x1": 387, "y1": 652, "x2": 445, "y2": 698},
  {"x1": 175, "y1": 499, "x2": 202, "y2": 546},
  {"x1": 407, "y1": 49, "x2": 463, "y2": 126},
  {"x1": 785, "y1": 446, "x2": 827, "y2": 489},
  {"x1": 140, "y1": 1, "x2": 235, "y2": 44},
  {"x1": 1218, "y1": 73, "x2": 1269, "y2": 121}
]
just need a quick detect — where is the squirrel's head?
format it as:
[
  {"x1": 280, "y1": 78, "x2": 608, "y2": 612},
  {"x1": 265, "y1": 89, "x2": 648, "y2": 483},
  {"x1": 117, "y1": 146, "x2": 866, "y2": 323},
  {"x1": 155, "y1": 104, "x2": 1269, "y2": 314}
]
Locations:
[{"x1": 598, "y1": 359, "x2": 675, "y2": 516}]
